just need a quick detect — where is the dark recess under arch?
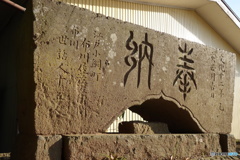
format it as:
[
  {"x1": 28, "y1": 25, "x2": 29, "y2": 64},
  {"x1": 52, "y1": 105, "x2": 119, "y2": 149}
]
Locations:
[{"x1": 129, "y1": 97, "x2": 203, "y2": 133}]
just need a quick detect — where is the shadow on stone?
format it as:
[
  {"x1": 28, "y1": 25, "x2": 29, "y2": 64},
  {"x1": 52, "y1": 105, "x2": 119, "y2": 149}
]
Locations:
[{"x1": 129, "y1": 97, "x2": 203, "y2": 133}]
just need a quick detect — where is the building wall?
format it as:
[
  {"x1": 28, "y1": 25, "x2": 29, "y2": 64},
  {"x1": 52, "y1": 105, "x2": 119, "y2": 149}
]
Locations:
[
  {"x1": 60, "y1": 0, "x2": 240, "y2": 138},
  {"x1": 61, "y1": 0, "x2": 236, "y2": 52},
  {"x1": 232, "y1": 54, "x2": 240, "y2": 139}
]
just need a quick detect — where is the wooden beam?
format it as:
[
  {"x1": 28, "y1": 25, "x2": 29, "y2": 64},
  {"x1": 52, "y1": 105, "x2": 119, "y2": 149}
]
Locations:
[{"x1": 1, "y1": 0, "x2": 26, "y2": 12}]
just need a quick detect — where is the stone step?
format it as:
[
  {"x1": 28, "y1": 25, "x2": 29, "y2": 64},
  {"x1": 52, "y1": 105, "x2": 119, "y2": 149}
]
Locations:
[
  {"x1": 63, "y1": 134, "x2": 236, "y2": 160},
  {"x1": 6, "y1": 136, "x2": 240, "y2": 159}
]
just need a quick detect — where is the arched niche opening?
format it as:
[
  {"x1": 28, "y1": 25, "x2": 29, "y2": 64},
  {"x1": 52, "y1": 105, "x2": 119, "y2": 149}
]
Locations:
[{"x1": 106, "y1": 97, "x2": 204, "y2": 134}]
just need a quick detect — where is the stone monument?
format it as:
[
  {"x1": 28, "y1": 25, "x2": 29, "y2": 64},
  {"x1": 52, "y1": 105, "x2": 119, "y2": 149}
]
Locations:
[{"x1": 13, "y1": 0, "x2": 236, "y2": 159}]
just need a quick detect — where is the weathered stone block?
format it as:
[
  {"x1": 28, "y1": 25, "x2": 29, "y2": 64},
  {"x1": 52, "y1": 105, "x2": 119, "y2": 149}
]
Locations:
[
  {"x1": 119, "y1": 121, "x2": 170, "y2": 134},
  {"x1": 12, "y1": 135, "x2": 62, "y2": 160},
  {"x1": 18, "y1": 0, "x2": 235, "y2": 134},
  {"x1": 63, "y1": 134, "x2": 231, "y2": 160},
  {"x1": 228, "y1": 135, "x2": 237, "y2": 152}
]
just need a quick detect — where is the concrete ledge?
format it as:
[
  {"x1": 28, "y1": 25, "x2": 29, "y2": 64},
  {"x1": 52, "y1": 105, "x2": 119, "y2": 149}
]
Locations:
[
  {"x1": 12, "y1": 134, "x2": 62, "y2": 160},
  {"x1": 63, "y1": 134, "x2": 236, "y2": 159}
]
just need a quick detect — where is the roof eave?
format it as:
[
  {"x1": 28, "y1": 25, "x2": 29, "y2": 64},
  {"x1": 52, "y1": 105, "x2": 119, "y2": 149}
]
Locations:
[
  {"x1": 196, "y1": 0, "x2": 240, "y2": 53},
  {"x1": 120, "y1": 0, "x2": 240, "y2": 53}
]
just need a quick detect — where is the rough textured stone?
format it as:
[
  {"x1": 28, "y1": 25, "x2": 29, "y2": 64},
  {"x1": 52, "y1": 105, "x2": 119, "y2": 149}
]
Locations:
[
  {"x1": 12, "y1": 135, "x2": 62, "y2": 160},
  {"x1": 63, "y1": 134, "x2": 235, "y2": 160},
  {"x1": 119, "y1": 121, "x2": 170, "y2": 134},
  {"x1": 18, "y1": 0, "x2": 236, "y2": 134}
]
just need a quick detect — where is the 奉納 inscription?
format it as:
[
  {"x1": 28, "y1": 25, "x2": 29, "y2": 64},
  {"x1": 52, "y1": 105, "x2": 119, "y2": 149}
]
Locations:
[
  {"x1": 173, "y1": 43, "x2": 197, "y2": 100},
  {"x1": 124, "y1": 31, "x2": 154, "y2": 89}
]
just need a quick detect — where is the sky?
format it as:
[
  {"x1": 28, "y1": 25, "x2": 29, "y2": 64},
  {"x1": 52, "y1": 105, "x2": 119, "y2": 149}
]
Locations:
[{"x1": 225, "y1": 0, "x2": 240, "y2": 18}]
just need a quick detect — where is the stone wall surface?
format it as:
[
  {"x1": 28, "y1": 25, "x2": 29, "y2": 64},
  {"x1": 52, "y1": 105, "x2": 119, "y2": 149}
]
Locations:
[
  {"x1": 18, "y1": 0, "x2": 236, "y2": 135},
  {"x1": 63, "y1": 134, "x2": 236, "y2": 160},
  {"x1": 10, "y1": 134, "x2": 238, "y2": 160},
  {"x1": 12, "y1": 135, "x2": 62, "y2": 160}
]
